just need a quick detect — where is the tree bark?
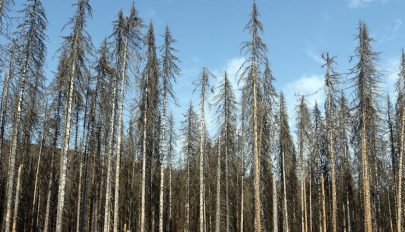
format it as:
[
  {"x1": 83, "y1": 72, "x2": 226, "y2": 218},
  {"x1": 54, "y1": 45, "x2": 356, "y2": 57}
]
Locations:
[
  {"x1": 397, "y1": 105, "x2": 405, "y2": 232},
  {"x1": 272, "y1": 172, "x2": 278, "y2": 232},
  {"x1": 215, "y1": 136, "x2": 221, "y2": 232},
  {"x1": 362, "y1": 111, "x2": 372, "y2": 232},
  {"x1": 113, "y1": 34, "x2": 129, "y2": 232},
  {"x1": 11, "y1": 165, "x2": 23, "y2": 232},
  {"x1": 103, "y1": 70, "x2": 118, "y2": 232},
  {"x1": 282, "y1": 151, "x2": 289, "y2": 232}
]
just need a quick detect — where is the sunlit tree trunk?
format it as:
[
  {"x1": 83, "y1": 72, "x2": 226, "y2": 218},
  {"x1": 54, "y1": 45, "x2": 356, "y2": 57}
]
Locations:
[
  {"x1": 215, "y1": 136, "x2": 221, "y2": 232},
  {"x1": 103, "y1": 70, "x2": 118, "y2": 232},
  {"x1": 113, "y1": 33, "x2": 129, "y2": 232},
  {"x1": 397, "y1": 105, "x2": 405, "y2": 232},
  {"x1": 12, "y1": 165, "x2": 23, "y2": 232},
  {"x1": 272, "y1": 172, "x2": 278, "y2": 232},
  {"x1": 362, "y1": 111, "x2": 372, "y2": 232},
  {"x1": 282, "y1": 151, "x2": 289, "y2": 232}
]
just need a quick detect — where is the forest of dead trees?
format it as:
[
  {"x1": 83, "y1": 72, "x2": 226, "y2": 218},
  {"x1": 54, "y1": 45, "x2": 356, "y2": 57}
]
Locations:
[{"x1": 0, "y1": 0, "x2": 404, "y2": 232}]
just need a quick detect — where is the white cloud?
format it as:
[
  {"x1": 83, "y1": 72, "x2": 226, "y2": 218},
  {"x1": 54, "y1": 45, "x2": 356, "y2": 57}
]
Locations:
[
  {"x1": 347, "y1": 0, "x2": 389, "y2": 8},
  {"x1": 382, "y1": 56, "x2": 400, "y2": 98},
  {"x1": 283, "y1": 74, "x2": 325, "y2": 128},
  {"x1": 379, "y1": 18, "x2": 403, "y2": 42},
  {"x1": 305, "y1": 43, "x2": 324, "y2": 65},
  {"x1": 191, "y1": 56, "x2": 201, "y2": 63},
  {"x1": 393, "y1": 19, "x2": 403, "y2": 33}
]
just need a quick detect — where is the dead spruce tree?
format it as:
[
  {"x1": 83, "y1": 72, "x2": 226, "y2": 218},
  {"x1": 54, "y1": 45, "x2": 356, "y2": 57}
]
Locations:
[
  {"x1": 238, "y1": 2, "x2": 274, "y2": 230},
  {"x1": 278, "y1": 92, "x2": 296, "y2": 232},
  {"x1": 3, "y1": 0, "x2": 46, "y2": 231},
  {"x1": 55, "y1": 0, "x2": 92, "y2": 231},
  {"x1": 322, "y1": 52, "x2": 339, "y2": 232},
  {"x1": 350, "y1": 22, "x2": 381, "y2": 232},
  {"x1": 213, "y1": 72, "x2": 237, "y2": 232},
  {"x1": 139, "y1": 22, "x2": 160, "y2": 232},
  {"x1": 194, "y1": 67, "x2": 213, "y2": 232},
  {"x1": 296, "y1": 96, "x2": 311, "y2": 232},
  {"x1": 159, "y1": 26, "x2": 179, "y2": 232},
  {"x1": 180, "y1": 102, "x2": 199, "y2": 232},
  {"x1": 397, "y1": 49, "x2": 405, "y2": 232},
  {"x1": 110, "y1": 6, "x2": 143, "y2": 232}
]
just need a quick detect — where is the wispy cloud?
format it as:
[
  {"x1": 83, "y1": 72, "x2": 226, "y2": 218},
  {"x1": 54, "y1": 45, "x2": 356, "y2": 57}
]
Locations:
[
  {"x1": 347, "y1": 0, "x2": 389, "y2": 9},
  {"x1": 382, "y1": 56, "x2": 400, "y2": 98},
  {"x1": 379, "y1": 18, "x2": 403, "y2": 42},
  {"x1": 282, "y1": 74, "x2": 325, "y2": 127},
  {"x1": 305, "y1": 43, "x2": 324, "y2": 65}
]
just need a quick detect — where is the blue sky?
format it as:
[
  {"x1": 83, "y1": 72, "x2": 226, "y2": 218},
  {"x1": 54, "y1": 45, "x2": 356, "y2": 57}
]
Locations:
[{"x1": 12, "y1": 0, "x2": 405, "y2": 148}]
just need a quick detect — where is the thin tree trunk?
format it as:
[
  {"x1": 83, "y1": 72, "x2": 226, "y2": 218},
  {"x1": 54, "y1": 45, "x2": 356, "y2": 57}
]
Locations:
[
  {"x1": 76, "y1": 162, "x2": 83, "y2": 232},
  {"x1": 199, "y1": 87, "x2": 206, "y2": 232},
  {"x1": 0, "y1": 68, "x2": 11, "y2": 164},
  {"x1": 272, "y1": 172, "x2": 278, "y2": 232},
  {"x1": 282, "y1": 151, "x2": 289, "y2": 232},
  {"x1": 4, "y1": 47, "x2": 29, "y2": 232},
  {"x1": 328, "y1": 95, "x2": 337, "y2": 232},
  {"x1": 103, "y1": 70, "x2": 119, "y2": 232},
  {"x1": 362, "y1": 111, "x2": 372, "y2": 232},
  {"x1": 397, "y1": 105, "x2": 405, "y2": 232},
  {"x1": 252, "y1": 66, "x2": 261, "y2": 232},
  {"x1": 56, "y1": 28, "x2": 80, "y2": 232},
  {"x1": 113, "y1": 35, "x2": 129, "y2": 232},
  {"x1": 309, "y1": 166, "x2": 312, "y2": 232},
  {"x1": 12, "y1": 165, "x2": 23, "y2": 232},
  {"x1": 215, "y1": 136, "x2": 221, "y2": 232},
  {"x1": 300, "y1": 134, "x2": 306, "y2": 232},
  {"x1": 389, "y1": 194, "x2": 394, "y2": 232},
  {"x1": 321, "y1": 172, "x2": 327, "y2": 232},
  {"x1": 185, "y1": 148, "x2": 190, "y2": 232},
  {"x1": 31, "y1": 109, "x2": 48, "y2": 230},
  {"x1": 168, "y1": 134, "x2": 173, "y2": 229},
  {"x1": 140, "y1": 86, "x2": 148, "y2": 232},
  {"x1": 159, "y1": 86, "x2": 168, "y2": 232}
]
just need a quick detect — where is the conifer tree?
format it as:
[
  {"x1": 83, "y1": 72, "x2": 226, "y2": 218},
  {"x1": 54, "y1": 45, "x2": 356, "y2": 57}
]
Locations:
[
  {"x1": 350, "y1": 22, "x2": 381, "y2": 232},
  {"x1": 55, "y1": 1, "x2": 92, "y2": 230},
  {"x1": 238, "y1": 2, "x2": 274, "y2": 230},
  {"x1": 159, "y1": 26, "x2": 179, "y2": 232},
  {"x1": 3, "y1": 1, "x2": 47, "y2": 231}
]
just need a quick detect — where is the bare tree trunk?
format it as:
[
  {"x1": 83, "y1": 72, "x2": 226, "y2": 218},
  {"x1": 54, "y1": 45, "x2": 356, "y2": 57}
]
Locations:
[
  {"x1": 103, "y1": 70, "x2": 119, "y2": 232},
  {"x1": 328, "y1": 95, "x2": 337, "y2": 232},
  {"x1": 56, "y1": 32, "x2": 80, "y2": 232},
  {"x1": 309, "y1": 168, "x2": 312, "y2": 232},
  {"x1": 224, "y1": 120, "x2": 229, "y2": 232},
  {"x1": 252, "y1": 67, "x2": 261, "y2": 232},
  {"x1": 300, "y1": 138, "x2": 306, "y2": 232},
  {"x1": 76, "y1": 163, "x2": 83, "y2": 232},
  {"x1": 31, "y1": 113, "x2": 48, "y2": 230},
  {"x1": 281, "y1": 151, "x2": 289, "y2": 232},
  {"x1": 397, "y1": 105, "x2": 405, "y2": 232},
  {"x1": 44, "y1": 155, "x2": 55, "y2": 232},
  {"x1": 347, "y1": 191, "x2": 351, "y2": 232},
  {"x1": 113, "y1": 35, "x2": 129, "y2": 232},
  {"x1": 362, "y1": 111, "x2": 372, "y2": 232},
  {"x1": 389, "y1": 194, "x2": 394, "y2": 232},
  {"x1": 272, "y1": 172, "x2": 278, "y2": 232},
  {"x1": 159, "y1": 88, "x2": 168, "y2": 232},
  {"x1": 321, "y1": 172, "x2": 327, "y2": 232},
  {"x1": 199, "y1": 87, "x2": 206, "y2": 232},
  {"x1": 185, "y1": 150, "x2": 190, "y2": 232},
  {"x1": 0, "y1": 68, "x2": 11, "y2": 165},
  {"x1": 168, "y1": 136, "x2": 173, "y2": 229},
  {"x1": 4, "y1": 50, "x2": 29, "y2": 232},
  {"x1": 140, "y1": 89, "x2": 148, "y2": 232},
  {"x1": 215, "y1": 136, "x2": 221, "y2": 232},
  {"x1": 11, "y1": 165, "x2": 22, "y2": 232}
]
